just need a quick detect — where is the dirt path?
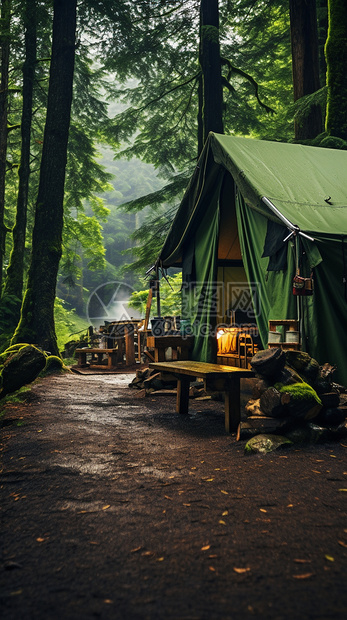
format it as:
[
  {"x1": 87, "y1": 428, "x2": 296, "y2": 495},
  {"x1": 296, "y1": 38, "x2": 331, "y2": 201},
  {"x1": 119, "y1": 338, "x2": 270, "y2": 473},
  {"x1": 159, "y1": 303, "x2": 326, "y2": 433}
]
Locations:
[{"x1": 1, "y1": 372, "x2": 347, "y2": 620}]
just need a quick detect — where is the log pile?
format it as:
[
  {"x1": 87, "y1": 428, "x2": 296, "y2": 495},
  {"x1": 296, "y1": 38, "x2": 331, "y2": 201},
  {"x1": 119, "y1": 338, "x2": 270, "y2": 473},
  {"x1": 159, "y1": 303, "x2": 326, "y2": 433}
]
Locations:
[
  {"x1": 129, "y1": 368, "x2": 177, "y2": 394},
  {"x1": 245, "y1": 348, "x2": 347, "y2": 440},
  {"x1": 129, "y1": 368, "x2": 207, "y2": 398}
]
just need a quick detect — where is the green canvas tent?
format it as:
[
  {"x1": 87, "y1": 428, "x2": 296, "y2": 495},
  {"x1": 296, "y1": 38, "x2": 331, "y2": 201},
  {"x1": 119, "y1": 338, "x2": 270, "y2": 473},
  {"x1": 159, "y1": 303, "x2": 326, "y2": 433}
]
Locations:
[{"x1": 157, "y1": 133, "x2": 347, "y2": 385}]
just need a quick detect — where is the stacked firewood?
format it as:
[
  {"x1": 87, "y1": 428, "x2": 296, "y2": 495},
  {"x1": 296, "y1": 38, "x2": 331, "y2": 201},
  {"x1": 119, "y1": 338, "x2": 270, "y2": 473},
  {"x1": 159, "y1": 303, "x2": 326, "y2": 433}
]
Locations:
[{"x1": 246, "y1": 348, "x2": 347, "y2": 435}]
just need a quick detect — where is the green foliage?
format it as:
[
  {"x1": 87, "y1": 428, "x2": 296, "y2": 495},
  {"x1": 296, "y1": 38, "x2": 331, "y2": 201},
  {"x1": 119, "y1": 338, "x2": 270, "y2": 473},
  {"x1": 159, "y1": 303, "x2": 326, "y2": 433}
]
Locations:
[
  {"x1": 279, "y1": 382, "x2": 322, "y2": 405},
  {"x1": 129, "y1": 272, "x2": 182, "y2": 317},
  {"x1": 54, "y1": 298, "x2": 89, "y2": 352}
]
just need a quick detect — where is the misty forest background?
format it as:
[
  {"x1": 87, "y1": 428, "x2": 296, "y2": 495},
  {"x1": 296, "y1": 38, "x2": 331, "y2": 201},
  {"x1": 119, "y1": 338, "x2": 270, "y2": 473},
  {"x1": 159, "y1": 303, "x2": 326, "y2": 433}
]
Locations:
[{"x1": 0, "y1": 0, "x2": 346, "y2": 356}]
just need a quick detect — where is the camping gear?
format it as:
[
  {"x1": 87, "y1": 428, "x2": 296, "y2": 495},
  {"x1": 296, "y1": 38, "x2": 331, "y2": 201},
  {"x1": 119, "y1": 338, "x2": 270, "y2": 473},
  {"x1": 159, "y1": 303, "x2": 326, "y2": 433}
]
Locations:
[{"x1": 292, "y1": 272, "x2": 314, "y2": 296}]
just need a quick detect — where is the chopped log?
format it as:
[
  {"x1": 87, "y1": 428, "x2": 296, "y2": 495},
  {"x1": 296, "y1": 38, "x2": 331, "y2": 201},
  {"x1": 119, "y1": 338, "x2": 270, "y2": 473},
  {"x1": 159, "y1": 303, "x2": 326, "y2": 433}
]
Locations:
[
  {"x1": 252, "y1": 379, "x2": 271, "y2": 399},
  {"x1": 277, "y1": 365, "x2": 303, "y2": 386},
  {"x1": 251, "y1": 348, "x2": 286, "y2": 378},
  {"x1": 245, "y1": 398, "x2": 262, "y2": 416},
  {"x1": 143, "y1": 372, "x2": 164, "y2": 391},
  {"x1": 285, "y1": 351, "x2": 320, "y2": 383},
  {"x1": 285, "y1": 351, "x2": 312, "y2": 371},
  {"x1": 259, "y1": 387, "x2": 284, "y2": 418},
  {"x1": 320, "y1": 362, "x2": 337, "y2": 380},
  {"x1": 319, "y1": 391, "x2": 340, "y2": 409}
]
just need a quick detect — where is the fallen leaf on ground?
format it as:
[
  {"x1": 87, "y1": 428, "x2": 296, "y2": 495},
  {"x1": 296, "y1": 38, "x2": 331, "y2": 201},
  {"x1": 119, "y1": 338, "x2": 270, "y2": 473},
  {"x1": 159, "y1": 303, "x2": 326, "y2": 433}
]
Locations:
[
  {"x1": 222, "y1": 510, "x2": 228, "y2": 516},
  {"x1": 260, "y1": 508, "x2": 267, "y2": 513},
  {"x1": 219, "y1": 520, "x2": 226, "y2": 525},
  {"x1": 201, "y1": 545, "x2": 210, "y2": 551},
  {"x1": 338, "y1": 540, "x2": 347, "y2": 548},
  {"x1": 294, "y1": 559, "x2": 311, "y2": 563},
  {"x1": 36, "y1": 538, "x2": 45, "y2": 542},
  {"x1": 325, "y1": 555, "x2": 334, "y2": 562},
  {"x1": 338, "y1": 488, "x2": 347, "y2": 492},
  {"x1": 220, "y1": 490, "x2": 228, "y2": 495},
  {"x1": 209, "y1": 566, "x2": 216, "y2": 572},
  {"x1": 233, "y1": 567, "x2": 250, "y2": 574},
  {"x1": 102, "y1": 505, "x2": 110, "y2": 510},
  {"x1": 130, "y1": 547, "x2": 142, "y2": 553},
  {"x1": 292, "y1": 573, "x2": 314, "y2": 579}
]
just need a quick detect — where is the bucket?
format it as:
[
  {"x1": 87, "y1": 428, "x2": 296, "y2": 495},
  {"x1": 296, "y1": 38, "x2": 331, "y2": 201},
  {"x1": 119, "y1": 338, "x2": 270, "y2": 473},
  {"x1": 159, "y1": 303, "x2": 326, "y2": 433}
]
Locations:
[
  {"x1": 268, "y1": 330, "x2": 282, "y2": 343},
  {"x1": 285, "y1": 330, "x2": 300, "y2": 344}
]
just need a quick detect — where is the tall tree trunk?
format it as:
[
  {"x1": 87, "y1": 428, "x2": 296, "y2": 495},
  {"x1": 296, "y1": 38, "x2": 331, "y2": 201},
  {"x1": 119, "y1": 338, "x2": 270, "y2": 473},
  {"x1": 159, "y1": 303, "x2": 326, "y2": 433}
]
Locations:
[
  {"x1": 3, "y1": 0, "x2": 36, "y2": 314},
  {"x1": 199, "y1": 0, "x2": 223, "y2": 148},
  {"x1": 12, "y1": 0, "x2": 77, "y2": 355},
  {"x1": 0, "y1": 0, "x2": 11, "y2": 293},
  {"x1": 289, "y1": 0, "x2": 322, "y2": 140},
  {"x1": 317, "y1": 0, "x2": 328, "y2": 87},
  {"x1": 325, "y1": 0, "x2": 347, "y2": 140}
]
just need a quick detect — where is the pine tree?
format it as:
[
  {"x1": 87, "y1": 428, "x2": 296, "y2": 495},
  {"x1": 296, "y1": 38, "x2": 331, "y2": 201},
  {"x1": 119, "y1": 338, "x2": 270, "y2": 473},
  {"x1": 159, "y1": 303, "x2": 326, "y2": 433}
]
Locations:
[
  {"x1": 2, "y1": 0, "x2": 36, "y2": 317},
  {"x1": 12, "y1": 0, "x2": 77, "y2": 354}
]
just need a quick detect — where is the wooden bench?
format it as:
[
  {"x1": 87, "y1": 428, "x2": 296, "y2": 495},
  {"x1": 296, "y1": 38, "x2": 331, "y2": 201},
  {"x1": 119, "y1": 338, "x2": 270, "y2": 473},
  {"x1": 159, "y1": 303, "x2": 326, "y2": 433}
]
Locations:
[
  {"x1": 75, "y1": 348, "x2": 120, "y2": 369},
  {"x1": 149, "y1": 360, "x2": 255, "y2": 434}
]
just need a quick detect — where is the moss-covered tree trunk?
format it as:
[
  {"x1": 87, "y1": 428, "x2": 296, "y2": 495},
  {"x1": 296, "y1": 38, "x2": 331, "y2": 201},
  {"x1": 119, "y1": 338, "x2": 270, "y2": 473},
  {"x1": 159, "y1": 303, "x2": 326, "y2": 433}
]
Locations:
[
  {"x1": 0, "y1": 0, "x2": 11, "y2": 293},
  {"x1": 199, "y1": 0, "x2": 223, "y2": 148},
  {"x1": 325, "y1": 0, "x2": 347, "y2": 139},
  {"x1": 12, "y1": 0, "x2": 77, "y2": 355},
  {"x1": 289, "y1": 0, "x2": 322, "y2": 140},
  {"x1": 3, "y1": 0, "x2": 36, "y2": 318}
]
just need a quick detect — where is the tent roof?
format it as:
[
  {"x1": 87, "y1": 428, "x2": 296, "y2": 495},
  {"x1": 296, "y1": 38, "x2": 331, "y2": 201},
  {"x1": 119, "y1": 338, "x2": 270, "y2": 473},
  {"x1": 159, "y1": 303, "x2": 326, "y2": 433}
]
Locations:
[{"x1": 159, "y1": 133, "x2": 347, "y2": 266}]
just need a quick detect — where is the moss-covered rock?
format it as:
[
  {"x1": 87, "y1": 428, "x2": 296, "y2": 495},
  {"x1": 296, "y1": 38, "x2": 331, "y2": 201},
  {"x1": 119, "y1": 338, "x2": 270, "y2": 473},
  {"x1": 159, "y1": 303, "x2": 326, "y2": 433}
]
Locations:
[
  {"x1": 279, "y1": 382, "x2": 322, "y2": 420},
  {"x1": 40, "y1": 355, "x2": 65, "y2": 376},
  {"x1": 0, "y1": 345, "x2": 46, "y2": 398},
  {"x1": 244, "y1": 434, "x2": 293, "y2": 455}
]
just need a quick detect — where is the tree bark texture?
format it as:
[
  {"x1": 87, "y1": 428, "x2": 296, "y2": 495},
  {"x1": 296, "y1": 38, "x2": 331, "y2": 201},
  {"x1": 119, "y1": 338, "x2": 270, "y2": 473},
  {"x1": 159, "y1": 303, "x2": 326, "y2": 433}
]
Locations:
[
  {"x1": 325, "y1": 0, "x2": 347, "y2": 140},
  {"x1": 12, "y1": 0, "x2": 77, "y2": 355},
  {"x1": 3, "y1": 0, "x2": 36, "y2": 310},
  {"x1": 289, "y1": 0, "x2": 322, "y2": 140},
  {"x1": 0, "y1": 0, "x2": 11, "y2": 293},
  {"x1": 199, "y1": 0, "x2": 223, "y2": 147}
]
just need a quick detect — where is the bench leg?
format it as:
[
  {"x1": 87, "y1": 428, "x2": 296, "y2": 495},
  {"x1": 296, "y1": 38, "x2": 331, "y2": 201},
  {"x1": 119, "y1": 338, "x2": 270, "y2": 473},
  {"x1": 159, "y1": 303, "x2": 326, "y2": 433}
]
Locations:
[
  {"x1": 224, "y1": 376, "x2": 241, "y2": 433},
  {"x1": 77, "y1": 352, "x2": 87, "y2": 367},
  {"x1": 176, "y1": 378, "x2": 190, "y2": 415}
]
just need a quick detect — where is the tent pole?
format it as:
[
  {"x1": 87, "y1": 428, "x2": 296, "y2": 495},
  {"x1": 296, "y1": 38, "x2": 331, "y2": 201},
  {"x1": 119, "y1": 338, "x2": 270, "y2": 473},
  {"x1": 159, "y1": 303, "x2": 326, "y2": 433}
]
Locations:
[
  {"x1": 155, "y1": 269, "x2": 161, "y2": 317},
  {"x1": 261, "y1": 196, "x2": 315, "y2": 242},
  {"x1": 294, "y1": 235, "x2": 302, "y2": 342}
]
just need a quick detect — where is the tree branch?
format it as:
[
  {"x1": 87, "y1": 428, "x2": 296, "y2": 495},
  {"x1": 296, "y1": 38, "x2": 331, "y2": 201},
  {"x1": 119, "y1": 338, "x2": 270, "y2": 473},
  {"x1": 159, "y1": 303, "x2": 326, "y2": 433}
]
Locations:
[{"x1": 221, "y1": 57, "x2": 276, "y2": 114}]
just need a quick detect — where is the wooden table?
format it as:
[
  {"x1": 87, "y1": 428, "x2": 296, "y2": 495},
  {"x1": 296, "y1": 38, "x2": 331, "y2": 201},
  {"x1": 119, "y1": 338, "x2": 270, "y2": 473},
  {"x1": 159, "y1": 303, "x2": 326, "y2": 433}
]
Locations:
[{"x1": 149, "y1": 360, "x2": 255, "y2": 433}]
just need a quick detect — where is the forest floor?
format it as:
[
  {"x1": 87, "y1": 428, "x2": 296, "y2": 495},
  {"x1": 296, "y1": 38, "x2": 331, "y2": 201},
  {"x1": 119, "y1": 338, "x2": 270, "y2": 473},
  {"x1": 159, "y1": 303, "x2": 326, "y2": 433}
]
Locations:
[{"x1": 0, "y1": 370, "x2": 347, "y2": 620}]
